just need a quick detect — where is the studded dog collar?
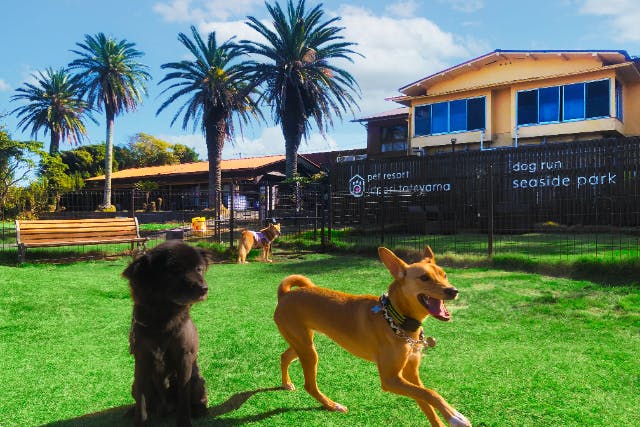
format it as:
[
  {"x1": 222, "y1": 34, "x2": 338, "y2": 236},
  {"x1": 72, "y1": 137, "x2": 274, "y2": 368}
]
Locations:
[{"x1": 372, "y1": 293, "x2": 436, "y2": 352}]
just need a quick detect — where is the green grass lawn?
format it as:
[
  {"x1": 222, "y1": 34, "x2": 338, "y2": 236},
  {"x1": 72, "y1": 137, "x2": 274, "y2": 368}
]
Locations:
[{"x1": 0, "y1": 253, "x2": 639, "y2": 426}]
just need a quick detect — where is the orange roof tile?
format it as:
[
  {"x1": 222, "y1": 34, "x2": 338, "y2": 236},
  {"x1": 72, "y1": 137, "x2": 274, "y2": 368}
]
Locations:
[{"x1": 86, "y1": 155, "x2": 286, "y2": 181}]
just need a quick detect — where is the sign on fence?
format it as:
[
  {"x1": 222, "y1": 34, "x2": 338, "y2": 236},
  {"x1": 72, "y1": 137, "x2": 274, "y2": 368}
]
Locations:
[{"x1": 331, "y1": 137, "x2": 640, "y2": 232}]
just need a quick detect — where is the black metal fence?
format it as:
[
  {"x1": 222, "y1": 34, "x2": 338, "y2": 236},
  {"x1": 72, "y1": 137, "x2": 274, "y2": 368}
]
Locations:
[
  {"x1": 0, "y1": 183, "x2": 326, "y2": 264},
  {"x1": 328, "y1": 137, "x2": 640, "y2": 259},
  {"x1": 2, "y1": 137, "x2": 640, "y2": 264}
]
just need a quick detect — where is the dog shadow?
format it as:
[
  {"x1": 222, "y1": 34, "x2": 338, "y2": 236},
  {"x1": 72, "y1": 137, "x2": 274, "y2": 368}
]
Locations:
[{"x1": 42, "y1": 387, "x2": 319, "y2": 426}]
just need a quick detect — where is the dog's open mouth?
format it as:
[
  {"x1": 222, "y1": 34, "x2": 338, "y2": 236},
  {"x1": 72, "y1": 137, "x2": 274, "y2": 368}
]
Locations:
[{"x1": 418, "y1": 294, "x2": 451, "y2": 321}]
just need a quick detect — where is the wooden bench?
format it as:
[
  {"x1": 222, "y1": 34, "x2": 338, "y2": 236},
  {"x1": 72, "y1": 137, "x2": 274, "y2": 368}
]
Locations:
[{"x1": 15, "y1": 217, "x2": 148, "y2": 264}]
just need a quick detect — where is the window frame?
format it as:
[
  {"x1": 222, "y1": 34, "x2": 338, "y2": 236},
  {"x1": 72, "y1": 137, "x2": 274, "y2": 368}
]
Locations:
[
  {"x1": 615, "y1": 80, "x2": 623, "y2": 122},
  {"x1": 413, "y1": 96, "x2": 486, "y2": 137},
  {"x1": 516, "y1": 78, "x2": 612, "y2": 128},
  {"x1": 380, "y1": 124, "x2": 408, "y2": 153}
]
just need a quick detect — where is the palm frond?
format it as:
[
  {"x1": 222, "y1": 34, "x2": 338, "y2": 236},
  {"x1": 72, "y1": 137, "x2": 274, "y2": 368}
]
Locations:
[
  {"x1": 10, "y1": 67, "x2": 96, "y2": 153},
  {"x1": 244, "y1": 0, "x2": 361, "y2": 141}
]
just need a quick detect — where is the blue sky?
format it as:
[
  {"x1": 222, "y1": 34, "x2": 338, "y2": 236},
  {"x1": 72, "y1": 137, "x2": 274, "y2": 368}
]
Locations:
[{"x1": 1, "y1": 0, "x2": 640, "y2": 161}]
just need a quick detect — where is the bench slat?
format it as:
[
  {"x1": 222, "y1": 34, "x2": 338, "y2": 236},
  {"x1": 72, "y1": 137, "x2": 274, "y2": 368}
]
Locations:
[
  {"x1": 19, "y1": 218, "x2": 133, "y2": 228},
  {"x1": 21, "y1": 233, "x2": 139, "y2": 243},
  {"x1": 21, "y1": 237, "x2": 148, "y2": 248},
  {"x1": 19, "y1": 226, "x2": 138, "y2": 236},
  {"x1": 15, "y1": 217, "x2": 147, "y2": 263}
]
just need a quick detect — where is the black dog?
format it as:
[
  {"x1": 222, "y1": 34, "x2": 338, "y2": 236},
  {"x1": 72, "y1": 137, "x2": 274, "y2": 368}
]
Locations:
[{"x1": 123, "y1": 240, "x2": 214, "y2": 426}]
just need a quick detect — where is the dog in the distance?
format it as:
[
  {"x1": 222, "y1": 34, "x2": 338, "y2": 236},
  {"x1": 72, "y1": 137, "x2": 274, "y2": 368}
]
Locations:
[
  {"x1": 237, "y1": 222, "x2": 281, "y2": 264},
  {"x1": 273, "y1": 246, "x2": 471, "y2": 427},
  {"x1": 123, "y1": 240, "x2": 214, "y2": 426}
]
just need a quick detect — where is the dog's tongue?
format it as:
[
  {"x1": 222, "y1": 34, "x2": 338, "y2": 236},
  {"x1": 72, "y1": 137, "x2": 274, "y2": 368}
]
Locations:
[{"x1": 427, "y1": 297, "x2": 451, "y2": 321}]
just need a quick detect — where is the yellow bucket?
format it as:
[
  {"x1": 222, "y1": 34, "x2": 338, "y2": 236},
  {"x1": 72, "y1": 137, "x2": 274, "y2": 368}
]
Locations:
[{"x1": 191, "y1": 217, "x2": 207, "y2": 234}]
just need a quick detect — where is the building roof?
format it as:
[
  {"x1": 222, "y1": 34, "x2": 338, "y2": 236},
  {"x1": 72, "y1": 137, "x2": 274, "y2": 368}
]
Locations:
[
  {"x1": 86, "y1": 155, "x2": 291, "y2": 182},
  {"x1": 398, "y1": 49, "x2": 636, "y2": 97},
  {"x1": 301, "y1": 149, "x2": 367, "y2": 169},
  {"x1": 352, "y1": 107, "x2": 409, "y2": 123}
]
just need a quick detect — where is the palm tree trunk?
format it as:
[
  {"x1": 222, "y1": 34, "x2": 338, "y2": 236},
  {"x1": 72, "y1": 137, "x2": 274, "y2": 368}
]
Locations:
[
  {"x1": 50, "y1": 130, "x2": 60, "y2": 155},
  {"x1": 102, "y1": 109, "x2": 115, "y2": 209},
  {"x1": 282, "y1": 85, "x2": 304, "y2": 179},
  {"x1": 205, "y1": 116, "x2": 226, "y2": 220},
  {"x1": 284, "y1": 138, "x2": 300, "y2": 178}
]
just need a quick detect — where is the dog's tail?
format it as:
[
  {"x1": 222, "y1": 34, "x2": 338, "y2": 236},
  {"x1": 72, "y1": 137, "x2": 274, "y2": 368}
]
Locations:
[{"x1": 278, "y1": 274, "x2": 314, "y2": 300}]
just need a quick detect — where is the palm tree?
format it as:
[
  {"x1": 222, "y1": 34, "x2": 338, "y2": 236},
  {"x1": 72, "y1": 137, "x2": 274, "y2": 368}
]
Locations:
[
  {"x1": 10, "y1": 67, "x2": 95, "y2": 155},
  {"x1": 157, "y1": 26, "x2": 261, "y2": 216},
  {"x1": 69, "y1": 33, "x2": 150, "y2": 209},
  {"x1": 244, "y1": 0, "x2": 361, "y2": 178}
]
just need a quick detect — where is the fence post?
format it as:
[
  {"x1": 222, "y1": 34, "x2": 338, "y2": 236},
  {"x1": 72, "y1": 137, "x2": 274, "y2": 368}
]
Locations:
[
  {"x1": 327, "y1": 183, "x2": 333, "y2": 242},
  {"x1": 487, "y1": 162, "x2": 494, "y2": 257},
  {"x1": 229, "y1": 182, "x2": 235, "y2": 249},
  {"x1": 380, "y1": 182, "x2": 385, "y2": 246},
  {"x1": 320, "y1": 185, "x2": 327, "y2": 252},
  {"x1": 130, "y1": 189, "x2": 135, "y2": 218}
]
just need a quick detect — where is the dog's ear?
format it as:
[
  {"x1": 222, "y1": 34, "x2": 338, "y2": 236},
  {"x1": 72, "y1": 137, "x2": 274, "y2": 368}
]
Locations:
[
  {"x1": 122, "y1": 253, "x2": 151, "y2": 280},
  {"x1": 197, "y1": 248, "x2": 216, "y2": 265},
  {"x1": 378, "y1": 247, "x2": 407, "y2": 279},
  {"x1": 423, "y1": 246, "x2": 435, "y2": 263}
]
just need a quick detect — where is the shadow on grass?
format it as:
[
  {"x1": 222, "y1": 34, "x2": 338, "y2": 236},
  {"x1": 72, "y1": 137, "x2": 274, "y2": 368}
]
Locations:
[
  {"x1": 43, "y1": 387, "x2": 320, "y2": 427},
  {"x1": 269, "y1": 252, "x2": 377, "y2": 275}
]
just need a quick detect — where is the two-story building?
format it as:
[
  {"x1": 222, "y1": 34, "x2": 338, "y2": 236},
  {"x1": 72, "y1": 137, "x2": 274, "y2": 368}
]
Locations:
[{"x1": 360, "y1": 49, "x2": 640, "y2": 156}]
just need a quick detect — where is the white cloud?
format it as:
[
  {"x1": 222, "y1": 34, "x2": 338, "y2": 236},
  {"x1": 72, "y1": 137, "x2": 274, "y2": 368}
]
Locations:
[
  {"x1": 198, "y1": 20, "x2": 260, "y2": 44},
  {"x1": 231, "y1": 127, "x2": 338, "y2": 158},
  {"x1": 0, "y1": 79, "x2": 10, "y2": 91},
  {"x1": 160, "y1": 133, "x2": 208, "y2": 159},
  {"x1": 160, "y1": 126, "x2": 344, "y2": 160},
  {"x1": 183, "y1": 5, "x2": 483, "y2": 118},
  {"x1": 158, "y1": 4, "x2": 486, "y2": 153},
  {"x1": 337, "y1": 5, "x2": 477, "y2": 114},
  {"x1": 579, "y1": 0, "x2": 640, "y2": 42},
  {"x1": 153, "y1": 0, "x2": 262, "y2": 22},
  {"x1": 438, "y1": 0, "x2": 484, "y2": 13},
  {"x1": 385, "y1": 1, "x2": 420, "y2": 18}
]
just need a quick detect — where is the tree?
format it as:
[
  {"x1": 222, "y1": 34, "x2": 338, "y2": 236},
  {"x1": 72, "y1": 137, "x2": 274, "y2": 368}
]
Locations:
[
  {"x1": 60, "y1": 144, "x2": 106, "y2": 178},
  {"x1": 39, "y1": 153, "x2": 81, "y2": 212},
  {"x1": 157, "y1": 25, "x2": 261, "y2": 217},
  {"x1": 127, "y1": 133, "x2": 179, "y2": 167},
  {"x1": 0, "y1": 124, "x2": 43, "y2": 217},
  {"x1": 243, "y1": 0, "x2": 361, "y2": 178},
  {"x1": 125, "y1": 133, "x2": 200, "y2": 167},
  {"x1": 172, "y1": 144, "x2": 200, "y2": 164},
  {"x1": 69, "y1": 33, "x2": 151, "y2": 210},
  {"x1": 10, "y1": 67, "x2": 95, "y2": 155}
]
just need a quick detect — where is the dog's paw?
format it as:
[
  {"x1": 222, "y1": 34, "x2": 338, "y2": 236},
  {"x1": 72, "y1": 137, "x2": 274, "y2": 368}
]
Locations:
[
  {"x1": 282, "y1": 382, "x2": 296, "y2": 391},
  {"x1": 333, "y1": 403, "x2": 348, "y2": 413},
  {"x1": 448, "y1": 411, "x2": 471, "y2": 427}
]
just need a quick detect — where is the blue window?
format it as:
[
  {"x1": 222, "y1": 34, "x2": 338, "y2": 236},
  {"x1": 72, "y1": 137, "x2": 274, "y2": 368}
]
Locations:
[
  {"x1": 467, "y1": 97, "x2": 485, "y2": 131},
  {"x1": 414, "y1": 105, "x2": 431, "y2": 136},
  {"x1": 585, "y1": 80, "x2": 609, "y2": 118},
  {"x1": 449, "y1": 99, "x2": 466, "y2": 132},
  {"x1": 616, "y1": 80, "x2": 623, "y2": 121},
  {"x1": 413, "y1": 97, "x2": 486, "y2": 136},
  {"x1": 431, "y1": 102, "x2": 448, "y2": 134},
  {"x1": 517, "y1": 90, "x2": 538, "y2": 125},
  {"x1": 563, "y1": 83, "x2": 585, "y2": 120},
  {"x1": 539, "y1": 86, "x2": 560, "y2": 123},
  {"x1": 517, "y1": 79, "x2": 611, "y2": 126}
]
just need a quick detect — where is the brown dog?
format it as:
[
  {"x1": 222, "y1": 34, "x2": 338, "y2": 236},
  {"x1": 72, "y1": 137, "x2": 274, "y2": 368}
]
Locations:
[
  {"x1": 237, "y1": 222, "x2": 281, "y2": 264},
  {"x1": 123, "y1": 240, "x2": 213, "y2": 427},
  {"x1": 273, "y1": 246, "x2": 471, "y2": 427}
]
